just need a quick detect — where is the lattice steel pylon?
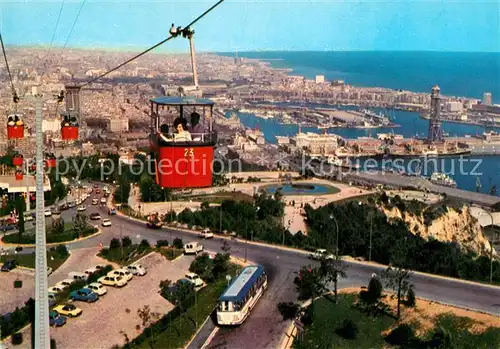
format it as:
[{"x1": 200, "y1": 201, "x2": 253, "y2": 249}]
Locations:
[
  {"x1": 33, "y1": 89, "x2": 51, "y2": 349},
  {"x1": 427, "y1": 85, "x2": 443, "y2": 142}
]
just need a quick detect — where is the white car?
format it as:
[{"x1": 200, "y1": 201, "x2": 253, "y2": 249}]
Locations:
[
  {"x1": 92, "y1": 199, "x2": 98, "y2": 205},
  {"x1": 44, "y1": 209, "x2": 52, "y2": 217},
  {"x1": 310, "y1": 249, "x2": 334, "y2": 260},
  {"x1": 100, "y1": 198, "x2": 106, "y2": 204},
  {"x1": 77, "y1": 205, "x2": 86, "y2": 212},
  {"x1": 108, "y1": 269, "x2": 133, "y2": 282},
  {"x1": 86, "y1": 282, "x2": 107, "y2": 296},
  {"x1": 24, "y1": 213, "x2": 33, "y2": 221},
  {"x1": 185, "y1": 272, "x2": 204, "y2": 288},
  {"x1": 57, "y1": 279, "x2": 76, "y2": 288},
  {"x1": 48, "y1": 285, "x2": 66, "y2": 294},
  {"x1": 199, "y1": 229, "x2": 214, "y2": 239},
  {"x1": 101, "y1": 219, "x2": 112, "y2": 227},
  {"x1": 98, "y1": 275, "x2": 127, "y2": 287},
  {"x1": 84, "y1": 267, "x2": 98, "y2": 277},
  {"x1": 126, "y1": 264, "x2": 147, "y2": 276}
]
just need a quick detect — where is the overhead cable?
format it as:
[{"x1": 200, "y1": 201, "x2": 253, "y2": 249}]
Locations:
[
  {"x1": 79, "y1": 0, "x2": 225, "y2": 88},
  {"x1": 0, "y1": 32, "x2": 18, "y2": 102}
]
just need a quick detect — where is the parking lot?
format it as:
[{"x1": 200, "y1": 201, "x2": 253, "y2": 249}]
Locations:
[{"x1": 4, "y1": 252, "x2": 194, "y2": 349}]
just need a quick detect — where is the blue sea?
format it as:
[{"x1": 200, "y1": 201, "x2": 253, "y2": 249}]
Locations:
[
  {"x1": 220, "y1": 51, "x2": 500, "y2": 196},
  {"x1": 220, "y1": 51, "x2": 500, "y2": 103}
]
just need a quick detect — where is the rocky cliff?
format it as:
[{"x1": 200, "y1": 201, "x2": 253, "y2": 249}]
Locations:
[{"x1": 379, "y1": 204, "x2": 496, "y2": 257}]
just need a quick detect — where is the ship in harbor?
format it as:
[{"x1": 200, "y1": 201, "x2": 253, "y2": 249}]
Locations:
[{"x1": 429, "y1": 172, "x2": 457, "y2": 188}]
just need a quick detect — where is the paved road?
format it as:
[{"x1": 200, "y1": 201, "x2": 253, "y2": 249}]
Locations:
[{"x1": 5, "y1": 185, "x2": 500, "y2": 348}]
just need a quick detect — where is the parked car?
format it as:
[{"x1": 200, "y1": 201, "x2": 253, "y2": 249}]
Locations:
[
  {"x1": 98, "y1": 275, "x2": 127, "y2": 287},
  {"x1": 68, "y1": 272, "x2": 88, "y2": 282},
  {"x1": 84, "y1": 267, "x2": 98, "y2": 277},
  {"x1": 44, "y1": 209, "x2": 52, "y2": 217},
  {"x1": 100, "y1": 197, "x2": 106, "y2": 204},
  {"x1": 95, "y1": 189, "x2": 101, "y2": 194},
  {"x1": 184, "y1": 273, "x2": 204, "y2": 288},
  {"x1": 199, "y1": 229, "x2": 214, "y2": 239},
  {"x1": 86, "y1": 282, "x2": 107, "y2": 296},
  {"x1": 48, "y1": 285, "x2": 67, "y2": 294},
  {"x1": 108, "y1": 269, "x2": 133, "y2": 282},
  {"x1": 90, "y1": 213, "x2": 101, "y2": 220},
  {"x1": 1, "y1": 260, "x2": 17, "y2": 272},
  {"x1": 101, "y1": 219, "x2": 112, "y2": 227},
  {"x1": 126, "y1": 264, "x2": 147, "y2": 276},
  {"x1": 92, "y1": 199, "x2": 98, "y2": 205},
  {"x1": 70, "y1": 288, "x2": 99, "y2": 302},
  {"x1": 310, "y1": 249, "x2": 334, "y2": 260},
  {"x1": 49, "y1": 311, "x2": 67, "y2": 327},
  {"x1": 67, "y1": 201, "x2": 76, "y2": 208},
  {"x1": 57, "y1": 279, "x2": 76, "y2": 288},
  {"x1": 53, "y1": 304, "x2": 82, "y2": 317}
]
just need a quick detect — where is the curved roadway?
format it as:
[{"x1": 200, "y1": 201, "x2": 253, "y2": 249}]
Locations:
[{"x1": 8, "y1": 191, "x2": 500, "y2": 348}]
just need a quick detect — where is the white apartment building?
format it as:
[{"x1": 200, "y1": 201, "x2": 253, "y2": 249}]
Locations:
[{"x1": 108, "y1": 119, "x2": 129, "y2": 133}]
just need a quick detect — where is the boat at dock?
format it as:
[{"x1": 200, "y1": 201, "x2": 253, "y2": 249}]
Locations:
[{"x1": 429, "y1": 172, "x2": 457, "y2": 188}]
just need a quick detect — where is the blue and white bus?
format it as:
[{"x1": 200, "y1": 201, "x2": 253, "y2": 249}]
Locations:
[{"x1": 216, "y1": 265, "x2": 267, "y2": 325}]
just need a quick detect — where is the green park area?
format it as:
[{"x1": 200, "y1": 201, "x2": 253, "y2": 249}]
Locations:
[
  {"x1": 0, "y1": 244, "x2": 70, "y2": 270},
  {"x1": 293, "y1": 292, "x2": 500, "y2": 349},
  {"x1": 125, "y1": 242, "x2": 238, "y2": 349},
  {"x1": 98, "y1": 237, "x2": 185, "y2": 265}
]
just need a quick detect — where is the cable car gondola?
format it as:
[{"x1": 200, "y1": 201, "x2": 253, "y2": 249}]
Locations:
[
  {"x1": 12, "y1": 154, "x2": 23, "y2": 167},
  {"x1": 149, "y1": 96, "x2": 216, "y2": 188},
  {"x1": 45, "y1": 154, "x2": 57, "y2": 169},
  {"x1": 61, "y1": 113, "x2": 79, "y2": 140},
  {"x1": 7, "y1": 114, "x2": 24, "y2": 139},
  {"x1": 15, "y1": 169, "x2": 23, "y2": 181}
]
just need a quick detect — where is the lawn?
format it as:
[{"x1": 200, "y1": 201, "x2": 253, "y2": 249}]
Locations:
[
  {"x1": 0, "y1": 249, "x2": 69, "y2": 270},
  {"x1": 157, "y1": 248, "x2": 184, "y2": 261},
  {"x1": 293, "y1": 293, "x2": 500, "y2": 349},
  {"x1": 2, "y1": 226, "x2": 98, "y2": 244},
  {"x1": 183, "y1": 191, "x2": 254, "y2": 204},
  {"x1": 132, "y1": 265, "x2": 240, "y2": 349},
  {"x1": 98, "y1": 244, "x2": 154, "y2": 266},
  {"x1": 293, "y1": 294, "x2": 395, "y2": 349}
]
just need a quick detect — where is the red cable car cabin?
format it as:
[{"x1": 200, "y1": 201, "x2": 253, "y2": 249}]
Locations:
[
  {"x1": 12, "y1": 154, "x2": 23, "y2": 167},
  {"x1": 7, "y1": 114, "x2": 25, "y2": 139},
  {"x1": 61, "y1": 113, "x2": 79, "y2": 140},
  {"x1": 45, "y1": 155, "x2": 57, "y2": 168},
  {"x1": 15, "y1": 170, "x2": 23, "y2": 181},
  {"x1": 149, "y1": 96, "x2": 216, "y2": 189}
]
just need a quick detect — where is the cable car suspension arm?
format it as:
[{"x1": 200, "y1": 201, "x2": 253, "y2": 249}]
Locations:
[{"x1": 79, "y1": 0, "x2": 225, "y2": 88}]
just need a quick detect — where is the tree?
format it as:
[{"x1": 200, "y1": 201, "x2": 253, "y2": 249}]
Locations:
[
  {"x1": 14, "y1": 196, "x2": 26, "y2": 242},
  {"x1": 319, "y1": 254, "x2": 347, "y2": 304},
  {"x1": 363, "y1": 274, "x2": 383, "y2": 304},
  {"x1": 73, "y1": 213, "x2": 88, "y2": 237},
  {"x1": 293, "y1": 265, "x2": 325, "y2": 319},
  {"x1": 137, "y1": 305, "x2": 160, "y2": 349},
  {"x1": 114, "y1": 175, "x2": 131, "y2": 204},
  {"x1": 406, "y1": 286, "x2": 416, "y2": 307},
  {"x1": 51, "y1": 217, "x2": 65, "y2": 235},
  {"x1": 189, "y1": 253, "x2": 214, "y2": 282},
  {"x1": 382, "y1": 266, "x2": 413, "y2": 319}
]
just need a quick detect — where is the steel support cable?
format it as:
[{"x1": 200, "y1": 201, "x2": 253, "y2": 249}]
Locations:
[
  {"x1": 42, "y1": 0, "x2": 66, "y2": 68},
  {"x1": 0, "y1": 32, "x2": 18, "y2": 101},
  {"x1": 79, "y1": 0, "x2": 225, "y2": 88}
]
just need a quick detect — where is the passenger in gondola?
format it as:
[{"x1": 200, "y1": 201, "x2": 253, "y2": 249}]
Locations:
[
  {"x1": 159, "y1": 124, "x2": 172, "y2": 142},
  {"x1": 173, "y1": 117, "x2": 191, "y2": 142},
  {"x1": 190, "y1": 112, "x2": 204, "y2": 141}
]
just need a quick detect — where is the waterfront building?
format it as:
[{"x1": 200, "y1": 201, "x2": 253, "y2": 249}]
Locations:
[
  {"x1": 315, "y1": 75, "x2": 325, "y2": 84},
  {"x1": 483, "y1": 92, "x2": 492, "y2": 106},
  {"x1": 290, "y1": 132, "x2": 339, "y2": 155}
]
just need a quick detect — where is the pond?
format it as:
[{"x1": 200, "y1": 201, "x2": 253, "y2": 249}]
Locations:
[{"x1": 263, "y1": 183, "x2": 339, "y2": 195}]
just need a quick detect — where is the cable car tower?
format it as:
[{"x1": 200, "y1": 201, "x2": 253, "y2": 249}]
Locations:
[{"x1": 427, "y1": 85, "x2": 443, "y2": 143}]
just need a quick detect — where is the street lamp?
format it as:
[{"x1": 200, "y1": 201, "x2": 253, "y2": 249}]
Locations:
[{"x1": 329, "y1": 213, "x2": 339, "y2": 257}]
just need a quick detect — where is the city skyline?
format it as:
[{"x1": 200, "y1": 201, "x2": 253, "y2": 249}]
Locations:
[{"x1": 0, "y1": 0, "x2": 498, "y2": 53}]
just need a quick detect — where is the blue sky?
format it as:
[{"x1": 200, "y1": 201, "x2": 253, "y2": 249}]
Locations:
[{"x1": 0, "y1": 0, "x2": 498, "y2": 52}]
